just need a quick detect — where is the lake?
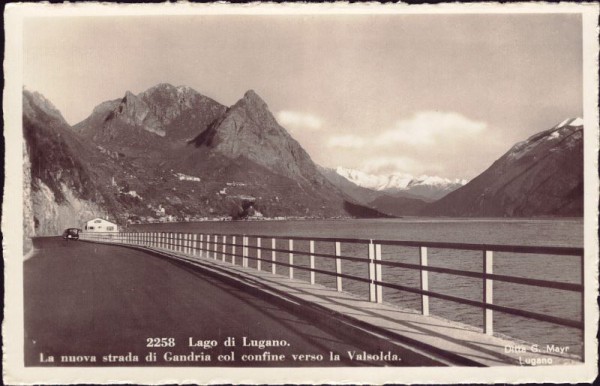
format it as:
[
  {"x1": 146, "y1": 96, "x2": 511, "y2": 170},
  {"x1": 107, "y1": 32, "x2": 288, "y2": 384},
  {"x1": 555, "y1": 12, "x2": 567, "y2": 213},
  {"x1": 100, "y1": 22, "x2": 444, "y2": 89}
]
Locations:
[{"x1": 131, "y1": 217, "x2": 584, "y2": 357}]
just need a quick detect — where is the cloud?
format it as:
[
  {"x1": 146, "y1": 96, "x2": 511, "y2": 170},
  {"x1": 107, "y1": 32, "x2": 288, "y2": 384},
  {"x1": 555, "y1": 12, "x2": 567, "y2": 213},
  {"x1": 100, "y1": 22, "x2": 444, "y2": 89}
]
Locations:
[
  {"x1": 276, "y1": 110, "x2": 323, "y2": 131},
  {"x1": 327, "y1": 134, "x2": 366, "y2": 149},
  {"x1": 374, "y1": 111, "x2": 487, "y2": 146}
]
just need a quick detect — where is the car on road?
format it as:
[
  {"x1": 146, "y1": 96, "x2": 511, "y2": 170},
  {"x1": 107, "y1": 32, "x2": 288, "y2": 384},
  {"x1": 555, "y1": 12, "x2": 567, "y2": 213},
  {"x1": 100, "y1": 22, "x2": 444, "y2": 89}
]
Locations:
[{"x1": 62, "y1": 228, "x2": 81, "y2": 241}]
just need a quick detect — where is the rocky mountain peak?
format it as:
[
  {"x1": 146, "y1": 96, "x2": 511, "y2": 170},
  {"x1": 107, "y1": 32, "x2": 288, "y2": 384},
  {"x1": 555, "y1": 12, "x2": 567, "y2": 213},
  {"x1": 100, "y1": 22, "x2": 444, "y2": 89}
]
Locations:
[
  {"x1": 23, "y1": 89, "x2": 68, "y2": 126},
  {"x1": 423, "y1": 118, "x2": 584, "y2": 217},
  {"x1": 232, "y1": 89, "x2": 268, "y2": 111},
  {"x1": 75, "y1": 83, "x2": 227, "y2": 143},
  {"x1": 243, "y1": 89, "x2": 263, "y2": 101},
  {"x1": 114, "y1": 90, "x2": 165, "y2": 136},
  {"x1": 554, "y1": 117, "x2": 584, "y2": 129}
]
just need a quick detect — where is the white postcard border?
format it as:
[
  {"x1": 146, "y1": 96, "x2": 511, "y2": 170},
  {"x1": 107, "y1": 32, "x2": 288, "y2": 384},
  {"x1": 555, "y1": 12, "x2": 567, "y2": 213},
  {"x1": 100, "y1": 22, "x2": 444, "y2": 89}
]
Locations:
[{"x1": 3, "y1": 2, "x2": 599, "y2": 384}]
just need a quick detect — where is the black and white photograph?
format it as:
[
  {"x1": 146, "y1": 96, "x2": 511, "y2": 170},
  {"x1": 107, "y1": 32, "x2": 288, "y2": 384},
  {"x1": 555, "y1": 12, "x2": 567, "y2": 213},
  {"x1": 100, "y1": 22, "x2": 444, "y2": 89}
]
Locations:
[{"x1": 3, "y1": 2, "x2": 599, "y2": 384}]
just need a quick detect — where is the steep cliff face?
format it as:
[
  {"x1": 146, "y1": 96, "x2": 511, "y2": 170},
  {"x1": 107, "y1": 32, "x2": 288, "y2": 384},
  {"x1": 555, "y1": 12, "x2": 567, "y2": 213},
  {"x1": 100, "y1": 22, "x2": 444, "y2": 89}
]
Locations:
[
  {"x1": 31, "y1": 180, "x2": 109, "y2": 236},
  {"x1": 422, "y1": 119, "x2": 584, "y2": 217},
  {"x1": 23, "y1": 143, "x2": 35, "y2": 254},
  {"x1": 23, "y1": 90, "x2": 117, "y2": 237}
]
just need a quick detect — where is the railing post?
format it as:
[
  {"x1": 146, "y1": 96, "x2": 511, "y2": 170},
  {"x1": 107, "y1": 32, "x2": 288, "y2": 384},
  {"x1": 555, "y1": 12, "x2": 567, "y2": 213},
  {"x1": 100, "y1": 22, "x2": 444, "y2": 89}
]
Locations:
[
  {"x1": 257, "y1": 238, "x2": 262, "y2": 271},
  {"x1": 192, "y1": 234, "x2": 197, "y2": 256},
  {"x1": 309, "y1": 240, "x2": 315, "y2": 285},
  {"x1": 231, "y1": 236, "x2": 236, "y2": 265},
  {"x1": 271, "y1": 238, "x2": 277, "y2": 274},
  {"x1": 213, "y1": 235, "x2": 218, "y2": 259},
  {"x1": 368, "y1": 240, "x2": 376, "y2": 302},
  {"x1": 187, "y1": 233, "x2": 191, "y2": 254},
  {"x1": 375, "y1": 243, "x2": 383, "y2": 303},
  {"x1": 288, "y1": 239, "x2": 294, "y2": 279},
  {"x1": 200, "y1": 234, "x2": 204, "y2": 257},
  {"x1": 483, "y1": 250, "x2": 493, "y2": 335},
  {"x1": 335, "y1": 241, "x2": 342, "y2": 292},
  {"x1": 245, "y1": 236, "x2": 250, "y2": 267},
  {"x1": 222, "y1": 235, "x2": 226, "y2": 262},
  {"x1": 420, "y1": 246, "x2": 429, "y2": 316}
]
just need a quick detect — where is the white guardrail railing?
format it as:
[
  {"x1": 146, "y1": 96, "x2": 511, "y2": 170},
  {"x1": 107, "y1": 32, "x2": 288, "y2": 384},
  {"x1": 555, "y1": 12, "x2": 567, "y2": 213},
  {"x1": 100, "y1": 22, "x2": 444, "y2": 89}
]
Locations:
[{"x1": 79, "y1": 231, "x2": 584, "y2": 340}]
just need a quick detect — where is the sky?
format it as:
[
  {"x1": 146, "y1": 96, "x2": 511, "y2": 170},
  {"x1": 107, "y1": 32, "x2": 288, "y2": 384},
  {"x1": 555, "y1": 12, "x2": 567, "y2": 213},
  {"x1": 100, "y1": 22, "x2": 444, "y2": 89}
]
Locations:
[{"x1": 23, "y1": 12, "x2": 583, "y2": 180}]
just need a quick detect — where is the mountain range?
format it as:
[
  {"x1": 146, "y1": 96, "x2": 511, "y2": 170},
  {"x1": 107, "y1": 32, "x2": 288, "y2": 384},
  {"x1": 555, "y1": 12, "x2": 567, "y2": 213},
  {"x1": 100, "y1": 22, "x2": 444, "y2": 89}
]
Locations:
[
  {"x1": 333, "y1": 167, "x2": 467, "y2": 201},
  {"x1": 23, "y1": 85, "x2": 390, "y2": 240},
  {"x1": 423, "y1": 118, "x2": 584, "y2": 217},
  {"x1": 22, "y1": 84, "x2": 584, "y2": 240}
]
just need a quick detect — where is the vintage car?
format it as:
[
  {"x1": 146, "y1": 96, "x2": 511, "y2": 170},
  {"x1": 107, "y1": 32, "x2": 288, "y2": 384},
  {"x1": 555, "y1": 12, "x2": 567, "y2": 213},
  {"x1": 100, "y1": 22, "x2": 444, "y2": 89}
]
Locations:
[{"x1": 62, "y1": 228, "x2": 81, "y2": 241}]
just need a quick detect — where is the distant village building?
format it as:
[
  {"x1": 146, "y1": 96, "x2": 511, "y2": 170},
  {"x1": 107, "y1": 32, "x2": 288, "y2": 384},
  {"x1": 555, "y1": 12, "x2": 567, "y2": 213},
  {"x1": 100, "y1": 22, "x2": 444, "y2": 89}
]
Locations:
[
  {"x1": 175, "y1": 172, "x2": 201, "y2": 182},
  {"x1": 84, "y1": 218, "x2": 119, "y2": 232}
]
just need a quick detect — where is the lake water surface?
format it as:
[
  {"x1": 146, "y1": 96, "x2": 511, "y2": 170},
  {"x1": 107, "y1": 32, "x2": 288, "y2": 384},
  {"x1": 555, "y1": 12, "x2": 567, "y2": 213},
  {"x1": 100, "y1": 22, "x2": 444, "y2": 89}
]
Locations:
[{"x1": 132, "y1": 218, "x2": 584, "y2": 357}]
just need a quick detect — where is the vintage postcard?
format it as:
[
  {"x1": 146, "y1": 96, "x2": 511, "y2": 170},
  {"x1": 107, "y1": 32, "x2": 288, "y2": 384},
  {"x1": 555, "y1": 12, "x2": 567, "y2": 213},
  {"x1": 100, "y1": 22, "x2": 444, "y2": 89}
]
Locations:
[{"x1": 3, "y1": 2, "x2": 599, "y2": 384}]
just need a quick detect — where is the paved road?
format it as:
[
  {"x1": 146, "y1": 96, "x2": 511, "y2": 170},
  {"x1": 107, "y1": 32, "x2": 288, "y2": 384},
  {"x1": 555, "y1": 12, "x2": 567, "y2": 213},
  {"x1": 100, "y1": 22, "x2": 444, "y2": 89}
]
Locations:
[{"x1": 25, "y1": 237, "x2": 405, "y2": 367}]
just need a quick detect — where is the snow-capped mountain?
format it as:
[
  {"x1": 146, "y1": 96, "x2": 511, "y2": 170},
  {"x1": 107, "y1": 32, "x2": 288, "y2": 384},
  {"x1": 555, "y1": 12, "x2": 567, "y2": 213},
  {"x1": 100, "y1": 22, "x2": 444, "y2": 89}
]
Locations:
[
  {"x1": 335, "y1": 167, "x2": 467, "y2": 200},
  {"x1": 423, "y1": 118, "x2": 584, "y2": 217}
]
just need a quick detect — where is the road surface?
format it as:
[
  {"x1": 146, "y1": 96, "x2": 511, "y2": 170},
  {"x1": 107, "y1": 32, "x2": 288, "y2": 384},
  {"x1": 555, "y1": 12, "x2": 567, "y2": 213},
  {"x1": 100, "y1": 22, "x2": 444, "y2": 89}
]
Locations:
[{"x1": 25, "y1": 237, "x2": 409, "y2": 367}]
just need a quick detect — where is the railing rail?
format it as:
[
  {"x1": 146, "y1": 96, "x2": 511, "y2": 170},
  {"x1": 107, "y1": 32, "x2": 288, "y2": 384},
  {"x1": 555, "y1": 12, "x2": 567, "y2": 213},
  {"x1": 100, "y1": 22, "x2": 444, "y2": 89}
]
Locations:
[{"x1": 79, "y1": 231, "x2": 585, "y2": 338}]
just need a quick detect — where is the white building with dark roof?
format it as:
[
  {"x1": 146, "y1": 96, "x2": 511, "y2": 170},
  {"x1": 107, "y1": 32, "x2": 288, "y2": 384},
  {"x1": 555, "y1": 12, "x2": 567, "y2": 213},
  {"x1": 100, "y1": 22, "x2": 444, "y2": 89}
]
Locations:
[{"x1": 84, "y1": 218, "x2": 118, "y2": 232}]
